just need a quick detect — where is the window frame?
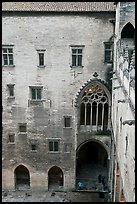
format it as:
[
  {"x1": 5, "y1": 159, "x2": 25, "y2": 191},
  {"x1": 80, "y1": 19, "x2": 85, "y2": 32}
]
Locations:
[
  {"x1": 37, "y1": 49, "x2": 46, "y2": 68},
  {"x1": 31, "y1": 144, "x2": 37, "y2": 151},
  {"x1": 70, "y1": 45, "x2": 84, "y2": 68},
  {"x1": 18, "y1": 123, "x2": 27, "y2": 133},
  {"x1": 64, "y1": 116, "x2": 72, "y2": 128},
  {"x1": 2, "y1": 45, "x2": 14, "y2": 67},
  {"x1": 48, "y1": 140, "x2": 60, "y2": 153},
  {"x1": 8, "y1": 133, "x2": 15, "y2": 144},
  {"x1": 104, "y1": 42, "x2": 113, "y2": 63},
  {"x1": 7, "y1": 84, "x2": 15, "y2": 98},
  {"x1": 29, "y1": 86, "x2": 43, "y2": 101}
]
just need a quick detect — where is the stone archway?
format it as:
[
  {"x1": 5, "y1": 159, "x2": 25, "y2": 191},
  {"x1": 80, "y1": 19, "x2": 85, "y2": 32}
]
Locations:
[
  {"x1": 14, "y1": 165, "x2": 30, "y2": 190},
  {"x1": 48, "y1": 166, "x2": 63, "y2": 191},
  {"x1": 76, "y1": 140, "x2": 109, "y2": 191}
]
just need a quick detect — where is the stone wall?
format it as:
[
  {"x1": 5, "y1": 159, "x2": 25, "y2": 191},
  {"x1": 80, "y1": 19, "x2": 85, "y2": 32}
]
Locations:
[{"x1": 2, "y1": 12, "x2": 114, "y2": 191}]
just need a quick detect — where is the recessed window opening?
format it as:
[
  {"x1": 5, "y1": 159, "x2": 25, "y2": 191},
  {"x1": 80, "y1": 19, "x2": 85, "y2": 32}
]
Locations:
[
  {"x1": 19, "y1": 124, "x2": 27, "y2": 133},
  {"x1": 49, "y1": 141, "x2": 59, "y2": 152},
  {"x1": 31, "y1": 88, "x2": 42, "y2": 100},
  {"x1": 7, "y1": 84, "x2": 14, "y2": 97},
  {"x1": 8, "y1": 133, "x2": 15, "y2": 143},
  {"x1": 37, "y1": 50, "x2": 46, "y2": 67},
  {"x1": 64, "y1": 116, "x2": 71, "y2": 127},
  {"x1": 31, "y1": 144, "x2": 36, "y2": 151},
  {"x1": 2, "y1": 47, "x2": 14, "y2": 66},
  {"x1": 104, "y1": 42, "x2": 113, "y2": 63},
  {"x1": 72, "y1": 48, "x2": 82, "y2": 67}
]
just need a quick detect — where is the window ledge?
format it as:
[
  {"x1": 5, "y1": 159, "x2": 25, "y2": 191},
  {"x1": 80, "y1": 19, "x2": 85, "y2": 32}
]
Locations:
[
  {"x1": 28, "y1": 99, "x2": 45, "y2": 106},
  {"x1": 8, "y1": 142, "x2": 15, "y2": 144},
  {"x1": 63, "y1": 127, "x2": 72, "y2": 129},
  {"x1": 48, "y1": 151, "x2": 60, "y2": 154},
  {"x1": 70, "y1": 66, "x2": 84, "y2": 68},
  {"x1": 2, "y1": 65, "x2": 15, "y2": 68},
  {"x1": 37, "y1": 65, "x2": 46, "y2": 68},
  {"x1": 30, "y1": 150, "x2": 37, "y2": 153},
  {"x1": 18, "y1": 132, "x2": 27, "y2": 135},
  {"x1": 7, "y1": 96, "x2": 15, "y2": 99}
]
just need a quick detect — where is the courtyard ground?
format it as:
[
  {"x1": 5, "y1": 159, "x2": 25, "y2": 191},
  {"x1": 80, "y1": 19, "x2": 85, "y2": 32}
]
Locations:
[{"x1": 2, "y1": 190, "x2": 105, "y2": 202}]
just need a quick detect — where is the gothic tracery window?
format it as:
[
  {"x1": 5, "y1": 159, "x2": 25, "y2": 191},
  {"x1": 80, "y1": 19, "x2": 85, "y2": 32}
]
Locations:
[{"x1": 80, "y1": 83, "x2": 109, "y2": 131}]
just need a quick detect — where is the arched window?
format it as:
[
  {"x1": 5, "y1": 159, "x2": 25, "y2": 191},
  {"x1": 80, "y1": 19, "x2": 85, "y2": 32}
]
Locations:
[{"x1": 80, "y1": 83, "x2": 109, "y2": 131}]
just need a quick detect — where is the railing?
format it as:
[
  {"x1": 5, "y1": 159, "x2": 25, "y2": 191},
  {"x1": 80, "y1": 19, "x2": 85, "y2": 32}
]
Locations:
[
  {"x1": 76, "y1": 178, "x2": 108, "y2": 192},
  {"x1": 79, "y1": 125, "x2": 111, "y2": 135}
]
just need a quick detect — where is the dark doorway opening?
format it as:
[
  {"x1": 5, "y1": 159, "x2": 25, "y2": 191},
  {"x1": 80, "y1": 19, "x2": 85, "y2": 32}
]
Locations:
[
  {"x1": 76, "y1": 141, "x2": 108, "y2": 192},
  {"x1": 48, "y1": 166, "x2": 63, "y2": 191},
  {"x1": 14, "y1": 165, "x2": 30, "y2": 190}
]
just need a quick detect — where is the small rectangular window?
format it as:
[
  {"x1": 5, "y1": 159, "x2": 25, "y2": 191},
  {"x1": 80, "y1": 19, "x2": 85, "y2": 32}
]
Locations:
[
  {"x1": 64, "y1": 116, "x2": 71, "y2": 128},
  {"x1": 49, "y1": 141, "x2": 59, "y2": 152},
  {"x1": 8, "y1": 133, "x2": 15, "y2": 143},
  {"x1": 104, "y1": 43, "x2": 113, "y2": 63},
  {"x1": 2, "y1": 47, "x2": 14, "y2": 66},
  {"x1": 7, "y1": 84, "x2": 14, "y2": 97},
  {"x1": 72, "y1": 48, "x2": 83, "y2": 67},
  {"x1": 37, "y1": 50, "x2": 46, "y2": 67},
  {"x1": 39, "y1": 53, "x2": 44, "y2": 66},
  {"x1": 31, "y1": 88, "x2": 42, "y2": 100},
  {"x1": 31, "y1": 144, "x2": 37, "y2": 151},
  {"x1": 19, "y1": 124, "x2": 27, "y2": 133}
]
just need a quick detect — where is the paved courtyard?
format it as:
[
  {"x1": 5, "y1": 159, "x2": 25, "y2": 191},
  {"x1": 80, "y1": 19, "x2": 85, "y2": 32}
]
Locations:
[{"x1": 2, "y1": 190, "x2": 105, "y2": 202}]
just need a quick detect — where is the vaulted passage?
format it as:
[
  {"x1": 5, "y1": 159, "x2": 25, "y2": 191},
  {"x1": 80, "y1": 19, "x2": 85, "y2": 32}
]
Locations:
[
  {"x1": 76, "y1": 141, "x2": 109, "y2": 191},
  {"x1": 14, "y1": 165, "x2": 30, "y2": 190},
  {"x1": 48, "y1": 166, "x2": 63, "y2": 191}
]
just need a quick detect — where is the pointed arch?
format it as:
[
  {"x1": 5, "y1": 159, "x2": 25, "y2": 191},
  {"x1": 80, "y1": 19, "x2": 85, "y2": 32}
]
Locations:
[
  {"x1": 120, "y1": 189, "x2": 125, "y2": 202},
  {"x1": 76, "y1": 139, "x2": 110, "y2": 191},
  {"x1": 14, "y1": 164, "x2": 30, "y2": 190},
  {"x1": 48, "y1": 166, "x2": 64, "y2": 191},
  {"x1": 75, "y1": 79, "x2": 111, "y2": 131},
  {"x1": 121, "y1": 22, "x2": 135, "y2": 38}
]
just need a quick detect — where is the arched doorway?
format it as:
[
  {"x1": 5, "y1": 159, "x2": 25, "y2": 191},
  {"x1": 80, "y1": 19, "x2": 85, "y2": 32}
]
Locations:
[
  {"x1": 48, "y1": 166, "x2": 63, "y2": 191},
  {"x1": 14, "y1": 165, "x2": 30, "y2": 190},
  {"x1": 76, "y1": 141, "x2": 109, "y2": 191},
  {"x1": 121, "y1": 22, "x2": 135, "y2": 61}
]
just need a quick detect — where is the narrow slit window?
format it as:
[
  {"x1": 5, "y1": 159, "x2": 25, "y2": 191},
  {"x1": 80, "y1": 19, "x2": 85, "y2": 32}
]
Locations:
[
  {"x1": 104, "y1": 43, "x2": 113, "y2": 63},
  {"x1": 80, "y1": 103, "x2": 85, "y2": 125},
  {"x1": 8, "y1": 133, "x2": 15, "y2": 143},
  {"x1": 37, "y1": 50, "x2": 46, "y2": 67},
  {"x1": 39, "y1": 53, "x2": 44, "y2": 66},
  {"x1": 7, "y1": 84, "x2": 14, "y2": 97},
  {"x1": 86, "y1": 103, "x2": 91, "y2": 125}
]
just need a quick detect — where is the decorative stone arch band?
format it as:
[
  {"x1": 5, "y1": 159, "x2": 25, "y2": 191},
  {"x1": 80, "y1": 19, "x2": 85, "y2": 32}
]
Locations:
[
  {"x1": 74, "y1": 78, "x2": 112, "y2": 131},
  {"x1": 74, "y1": 78, "x2": 111, "y2": 108}
]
